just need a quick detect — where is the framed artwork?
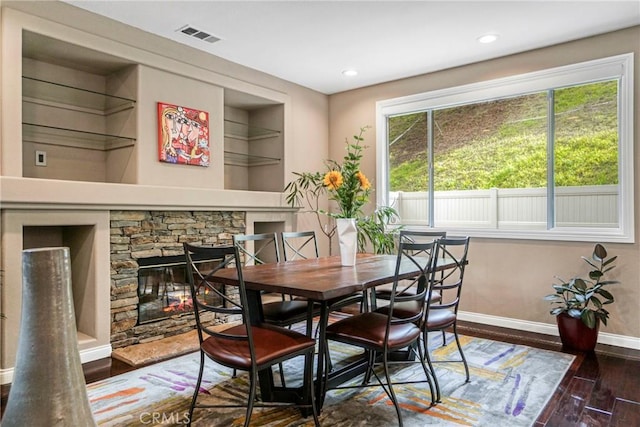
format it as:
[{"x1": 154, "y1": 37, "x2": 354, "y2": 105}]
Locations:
[{"x1": 158, "y1": 102, "x2": 210, "y2": 167}]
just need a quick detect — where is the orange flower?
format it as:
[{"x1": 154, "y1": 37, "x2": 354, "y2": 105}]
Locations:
[
  {"x1": 356, "y1": 171, "x2": 371, "y2": 190},
  {"x1": 323, "y1": 170, "x2": 343, "y2": 190}
]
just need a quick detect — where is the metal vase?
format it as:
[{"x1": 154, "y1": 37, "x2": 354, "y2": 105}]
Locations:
[{"x1": 2, "y1": 247, "x2": 96, "y2": 426}]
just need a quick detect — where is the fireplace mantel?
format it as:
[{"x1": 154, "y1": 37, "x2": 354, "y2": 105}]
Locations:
[
  {"x1": 0, "y1": 177, "x2": 296, "y2": 212},
  {"x1": 0, "y1": 177, "x2": 298, "y2": 384}
]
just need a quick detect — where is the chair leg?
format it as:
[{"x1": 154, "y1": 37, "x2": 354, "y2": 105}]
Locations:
[
  {"x1": 382, "y1": 352, "x2": 403, "y2": 427},
  {"x1": 278, "y1": 363, "x2": 286, "y2": 387},
  {"x1": 415, "y1": 338, "x2": 437, "y2": 406},
  {"x1": 453, "y1": 324, "x2": 470, "y2": 382},
  {"x1": 304, "y1": 351, "x2": 321, "y2": 427},
  {"x1": 188, "y1": 351, "x2": 206, "y2": 427},
  {"x1": 423, "y1": 330, "x2": 442, "y2": 403},
  {"x1": 361, "y1": 350, "x2": 375, "y2": 385},
  {"x1": 325, "y1": 345, "x2": 334, "y2": 373},
  {"x1": 244, "y1": 370, "x2": 258, "y2": 427}
]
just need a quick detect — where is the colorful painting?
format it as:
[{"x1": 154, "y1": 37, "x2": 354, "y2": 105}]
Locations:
[{"x1": 158, "y1": 102, "x2": 210, "y2": 167}]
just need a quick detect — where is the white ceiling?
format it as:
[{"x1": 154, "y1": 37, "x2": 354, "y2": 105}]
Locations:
[{"x1": 65, "y1": 1, "x2": 640, "y2": 95}]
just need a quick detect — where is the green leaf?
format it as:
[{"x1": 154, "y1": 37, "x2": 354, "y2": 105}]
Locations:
[
  {"x1": 573, "y1": 278, "x2": 587, "y2": 291},
  {"x1": 598, "y1": 289, "x2": 614, "y2": 302},
  {"x1": 589, "y1": 270, "x2": 603, "y2": 281},
  {"x1": 581, "y1": 310, "x2": 597, "y2": 329},
  {"x1": 593, "y1": 243, "x2": 607, "y2": 261},
  {"x1": 591, "y1": 297, "x2": 603, "y2": 309}
]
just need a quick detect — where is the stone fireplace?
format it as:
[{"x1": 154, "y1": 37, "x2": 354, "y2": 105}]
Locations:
[
  {"x1": 1, "y1": 196, "x2": 294, "y2": 385},
  {"x1": 109, "y1": 210, "x2": 245, "y2": 348}
]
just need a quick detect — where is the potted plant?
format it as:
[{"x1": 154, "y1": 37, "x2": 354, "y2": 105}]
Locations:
[
  {"x1": 544, "y1": 243, "x2": 618, "y2": 351},
  {"x1": 284, "y1": 126, "x2": 399, "y2": 256}
]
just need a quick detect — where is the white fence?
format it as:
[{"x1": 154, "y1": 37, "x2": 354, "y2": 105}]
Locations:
[{"x1": 390, "y1": 185, "x2": 618, "y2": 229}]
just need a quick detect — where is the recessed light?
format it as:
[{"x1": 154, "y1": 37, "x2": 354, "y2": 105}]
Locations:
[
  {"x1": 342, "y1": 69, "x2": 358, "y2": 77},
  {"x1": 477, "y1": 34, "x2": 499, "y2": 44}
]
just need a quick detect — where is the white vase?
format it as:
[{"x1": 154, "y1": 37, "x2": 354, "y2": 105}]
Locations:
[{"x1": 336, "y1": 218, "x2": 357, "y2": 266}]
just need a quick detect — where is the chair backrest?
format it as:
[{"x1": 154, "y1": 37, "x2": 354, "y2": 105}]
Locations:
[
  {"x1": 183, "y1": 243, "x2": 255, "y2": 352},
  {"x1": 393, "y1": 230, "x2": 444, "y2": 294},
  {"x1": 428, "y1": 236, "x2": 470, "y2": 314},
  {"x1": 233, "y1": 232, "x2": 280, "y2": 266},
  {"x1": 385, "y1": 240, "x2": 438, "y2": 341},
  {"x1": 399, "y1": 229, "x2": 447, "y2": 244},
  {"x1": 281, "y1": 231, "x2": 319, "y2": 261}
]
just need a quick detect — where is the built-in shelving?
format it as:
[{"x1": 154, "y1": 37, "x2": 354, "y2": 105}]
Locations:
[
  {"x1": 224, "y1": 119, "x2": 280, "y2": 141},
  {"x1": 22, "y1": 76, "x2": 136, "y2": 115},
  {"x1": 22, "y1": 123, "x2": 136, "y2": 152},
  {"x1": 223, "y1": 119, "x2": 281, "y2": 167},
  {"x1": 223, "y1": 151, "x2": 280, "y2": 167},
  {"x1": 21, "y1": 76, "x2": 137, "y2": 152}
]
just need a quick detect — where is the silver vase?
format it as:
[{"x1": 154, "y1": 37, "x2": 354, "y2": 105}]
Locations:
[{"x1": 2, "y1": 247, "x2": 96, "y2": 426}]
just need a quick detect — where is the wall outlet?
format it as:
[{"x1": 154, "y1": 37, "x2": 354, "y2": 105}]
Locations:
[{"x1": 35, "y1": 150, "x2": 47, "y2": 166}]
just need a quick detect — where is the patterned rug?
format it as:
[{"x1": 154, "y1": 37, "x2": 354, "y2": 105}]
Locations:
[{"x1": 88, "y1": 332, "x2": 574, "y2": 426}]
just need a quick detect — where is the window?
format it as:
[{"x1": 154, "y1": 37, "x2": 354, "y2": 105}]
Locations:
[{"x1": 376, "y1": 54, "x2": 634, "y2": 242}]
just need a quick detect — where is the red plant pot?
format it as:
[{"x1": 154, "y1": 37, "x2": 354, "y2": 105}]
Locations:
[{"x1": 556, "y1": 312, "x2": 599, "y2": 351}]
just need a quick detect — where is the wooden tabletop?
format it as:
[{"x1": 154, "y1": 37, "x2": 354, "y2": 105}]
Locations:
[{"x1": 213, "y1": 253, "x2": 432, "y2": 301}]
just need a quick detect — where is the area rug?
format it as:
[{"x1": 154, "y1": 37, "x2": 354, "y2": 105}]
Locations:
[{"x1": 88, "y1": 332, "x2": 574, "y2": 426}]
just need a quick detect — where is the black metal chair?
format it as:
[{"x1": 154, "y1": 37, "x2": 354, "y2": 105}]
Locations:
[
  {"x1": 281, "y1": 230, "x2": 319, "y2": 261},
  {"x1": 183, "y1": 243, "x2": 319, "y2": 427},
  {"x1": 233, "y1": 233, "x2": 311, "y2": 385},
  {"x1": 325, "y1": 240, "x2": 438, "y2": 426},
  {"x1": 422, "y1": 236, "x2": 471, "y2": 402},
  {"x1": 371, "y1": 230, "x2": 446, "y2": 309},
  {"x1": 233, "y1": 233, "x2": 311, "y2": 329}
]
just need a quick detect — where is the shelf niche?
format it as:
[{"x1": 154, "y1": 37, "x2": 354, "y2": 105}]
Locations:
[
  {"x1": 223, "y1": 95, "x2": 284, "y2": 192},
  {"x1": 21, "y1": 31, "x2": 137, "y2": 184}
]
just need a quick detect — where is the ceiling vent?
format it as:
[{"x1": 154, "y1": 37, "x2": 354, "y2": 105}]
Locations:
[{"x1": 176, "y1": 25, "x2": 221, "y2": 44}]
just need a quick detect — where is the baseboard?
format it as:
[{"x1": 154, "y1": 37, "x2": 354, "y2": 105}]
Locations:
[
  {"x1": 0, "y1": 368, "x2": 14, "y2": 386},
  {"x1": 1, "y1": 344, "x2": 112, "y2": 385},
  {"x1": 459, "y1": 311, "x2": 640, "y2": 350},
  {"x1": 80, "y1": 344, "x2": 113, "y2": 364}
]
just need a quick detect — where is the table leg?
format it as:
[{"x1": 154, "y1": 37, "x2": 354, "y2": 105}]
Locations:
[{"x1": 314, "y1": 302, "x2": 330, "y2": 412}]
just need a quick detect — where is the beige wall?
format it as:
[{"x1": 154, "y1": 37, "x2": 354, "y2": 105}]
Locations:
[
  {"x1": 0, "y1": 0, "x2": 329, "y2": 378},
  {"x1": 328, "y1": 26, "x2": 640, "y2": 344}
]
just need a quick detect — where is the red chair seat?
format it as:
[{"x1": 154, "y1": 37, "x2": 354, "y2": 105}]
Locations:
[
  {"x1": 425, "y1": 309, "x2": 456, "y2": 330},
  {"x1": 262, "y1": 299, "x2": 310, "y2": 323},
  {"x1": 326, "y1": 312, "x2": 421, "y2": 350},
  {"x1": 375, "y1": 300, "x2": 423, "y2": 320},
  {"x1": 202, "y1": 323, "x2": 315, "y2": 369},
  {"x1": 376, "y1": 283, "x2": 441, "y2": 302}
]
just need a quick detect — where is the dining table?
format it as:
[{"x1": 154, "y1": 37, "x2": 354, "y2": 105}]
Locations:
[{"x1": 212, "y1": 252, "x2": 455, "y2": 412}]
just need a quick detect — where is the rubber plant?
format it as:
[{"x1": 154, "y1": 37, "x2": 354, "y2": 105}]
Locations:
[{"x1": 544, "y1": 243, "x2": 618, "y2": 329}]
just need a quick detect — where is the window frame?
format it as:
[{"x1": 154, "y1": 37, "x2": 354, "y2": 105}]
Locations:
[{"x1": 376, "y1": 53, "x2": 634, "y2": 243}]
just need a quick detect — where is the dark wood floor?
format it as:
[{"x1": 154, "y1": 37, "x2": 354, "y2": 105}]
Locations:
[
  {"x1": 456, "y1": 321, "x2": 640, "y2": 426},
  {"x1": 2, "y1": 320, "x2": 639, "y2": 425}
]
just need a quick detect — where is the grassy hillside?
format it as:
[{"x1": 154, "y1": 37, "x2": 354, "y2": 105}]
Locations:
[{"x1": 388, "y1": 80, "x2": 618, "y2": 192}]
